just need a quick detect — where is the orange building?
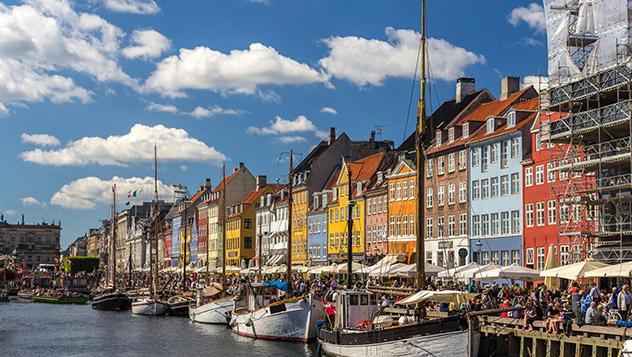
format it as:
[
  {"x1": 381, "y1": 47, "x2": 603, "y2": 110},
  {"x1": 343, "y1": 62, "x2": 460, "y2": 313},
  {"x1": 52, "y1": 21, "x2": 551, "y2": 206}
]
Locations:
[{"x1": 385, "y1": 157, "x2": 417, "y2": 263}]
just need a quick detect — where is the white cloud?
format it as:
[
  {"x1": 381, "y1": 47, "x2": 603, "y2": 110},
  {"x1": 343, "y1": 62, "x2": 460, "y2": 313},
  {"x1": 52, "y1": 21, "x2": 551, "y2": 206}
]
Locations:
[
  {"x1": 319, "y1": 27, "x2": 485, "y2": 86},
  {"x1": 320, "y1": 106, "x2": 337, "y2": 115},
  {"x1": 145, "y1": 44, "x2": 329, "y2": 97},
  {"x1": 0, "y1": 103, "x2": 8, "y2": 116},
  {"x1": 248, "y1": 115, "x2": 327, "y2": 139},
  {"x1": 122, "y1": 29, "x2": 171, "y2": 60},
  {"x1": 102, "y1": 0, "x2": 160, "y2": 14},
  {"x1": 21, "y1": 133, "x2": 61, "y2": 146},
  {"x1": 179, "y1": 165, "x2": 188, "y2": 172},
  {"x1": 508, "y1": 3, "x2": 546, "y2": 32},
  {"x1": 522, "y1": 75, "x2": 549, "y2": 93},
  {"x1": 145, "y1": 102, "x2": 178, "y2": 113},
  {"x1": 51, "y1": 176, "x2": 174, "y2": 210},
  {"x1": 0, "y1": 0, "x2": 138, "y2": 112},
  {"x1": 276, "y1": 136, "x2": 306, "y2": 144},
  {"x1": 248, "y1": 0, "x2": 271, "y2": 5},
  {"x1": 186, "y1": 105, "x2": 247, "y2": 118},
  {"x1": 3, "y1": 209, "x2": 17, "y2": 216},
  {"x1": 21, "y1": 196, "x2": 46, "y2": 207},
  {"x1": 20, "y1": 124, "x2": 227, "y2": 166},
  {"x1": 519, "y1": 37, "x2": 543, "y2": 47}
]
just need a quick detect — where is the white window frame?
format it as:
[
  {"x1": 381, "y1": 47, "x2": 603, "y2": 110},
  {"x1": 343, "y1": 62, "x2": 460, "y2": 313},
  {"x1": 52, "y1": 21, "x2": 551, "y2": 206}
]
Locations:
[
  {"x1": 547, "y1": 200, "x2": 557, "y2": 225},
  {"x1": 426, "y1": 188, "x2": 433, "y2": 208},
  {"x1": 438, "y1": 156, "x2": 445, "y2": 175},
  {"x1": 511, "y1": 137, "x2": 520, "y2": 158},
  {"x1": 459, "y1": 182, "x2": 467, "y2": 203},
  {"x1": 427, "y1": 159, "x2": 433, "y2": 177},
  {"x1": 481, "y1": 179, "x2": 489, "y2": 200},
  {"x1": 535, "y1": 165, "x2": 544, "y2": 185},
  {"x1": 448, "y1": 215, "x2": 456, "y2": 237},
  {"x1": 501, "y1": 211, "x2": 509, "y2": 235},
  {"x1": 448, "y1": 127, "x2": 455, "y2": 143},
  {"x1": 526, "y1": 203, "x2": 534, "y2": 227},
  {"x1": 507, "y1": 111, "x2": 516, "y2": 127},
  {"x1": 526, "y1": 248, "x2": 534, "y2": 265},
  {"x1": 511, "y1": 210, "x2": 520, "y2": 234},
  {"x1": 536, "y1": 201, "x2": 545, "y2": 226},
  {"x1": 459, "y1": 214, "x2": 467, "y2": 236},
  {"x1": 490, "y1": 143, "x2": 498, "y2": 164},
  {"x1": 472, "y1": 215, "x2": 480, "y2": 237},
  {"x1": 486, "y1": 117, "x2": 495, "y2": 134},
  {"x1": 547, "y1": 162, "x2": 555, "y2": 182},
  {"x1": 426, "y1": 218, "x2": 433, "y2": 239},
  {"x1": 501, "y1": 140, "x2": 509, "y2": 168},
  {"x1": 472, "y1": 180, "x2": 480, "y2": 200},
  {"x1": 448, "y1": 184, "x2": 455, "y2": 205},
  {"x1": 463, "y1": 122, "x2": 469, "y2": 138},
  {"x1": 448, "y1": 153, "x2": 455, "y2": 173},
  {"x1": 438, "y1": 186, "x2": 445, "y2": 207},
  {"x1": 458, "y1": 150, "x2": 467, "y2": 170},
  {"x1": 511, "y1": 173, "x2": 520, "y2": 195},
  {"x1": 490, "y1": 177, "x2": 499, "y2": 198},
  {"x1": 471, "y1": 148, "x2": 479, "y2": 167},
  {"x1": 525, "y1": 167, "x2": 533, "y2": 187},
  {"x1": 500, "y1": 175, "x2": 509, "y2": 196}
]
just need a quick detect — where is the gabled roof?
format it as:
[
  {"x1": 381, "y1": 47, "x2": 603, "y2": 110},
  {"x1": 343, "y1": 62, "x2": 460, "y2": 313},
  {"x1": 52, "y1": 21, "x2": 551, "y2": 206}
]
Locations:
[
  {"x1": 347, "y1": 152, "x2": 386, "y2": 182},
  {"x1": 512, "y1": 97, "x2": 539, "y2": 111},
  {"x1": 214, "y1": 169, "x2": 239, "y2": 192},
  {"x1": 457, "y1": 87, "x2": 535, "y2": 124},
  {"x1": 468, "y1": 112, "x2": 537, "y2": 145},
  {"x1": 243, "y1": 184, "x2": 285, "y2": 204}
]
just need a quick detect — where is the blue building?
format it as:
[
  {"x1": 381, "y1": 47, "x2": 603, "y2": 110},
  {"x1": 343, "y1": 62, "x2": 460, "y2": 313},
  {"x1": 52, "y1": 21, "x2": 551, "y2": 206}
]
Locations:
[
  {"x1": 307, "y1": 190, "x2": 329, "y2": 266},
  {"x1": 464, "y1": 84, "x2": 537, "y2": 267},
  {"x1": 171, "y1": 216, "x2": 181, "y2": 267}
]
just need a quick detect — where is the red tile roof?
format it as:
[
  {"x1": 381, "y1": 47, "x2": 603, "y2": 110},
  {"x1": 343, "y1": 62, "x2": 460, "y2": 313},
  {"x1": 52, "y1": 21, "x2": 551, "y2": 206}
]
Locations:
[
  {"x1": 213, "y1": 169, "x2": 239, "y2": 192},
  {"x1": 512, "y1": 97, "x2": 539, "y2": 111},
  {"x1": 348, "y1": 152, "x2": 385, "y2": 181},
  {"x1": 242, "y1": 184, "x2": 285, "y2": 204},
  {"x1": 458, "y1": 87, "x2": 532, "y2": 124},
  {"x1": 468, "y1": 112, "x2": 537, "y2": 144}
]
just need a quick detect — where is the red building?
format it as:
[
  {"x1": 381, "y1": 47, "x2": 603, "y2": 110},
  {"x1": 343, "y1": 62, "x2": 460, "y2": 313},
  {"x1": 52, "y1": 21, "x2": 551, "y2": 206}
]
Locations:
[
  {"x1": 162, "y1": 224, "x2": 172, "y2": 267},
  {"x1": 197, "y1": 203, "x2": 209, "y2": 267}
]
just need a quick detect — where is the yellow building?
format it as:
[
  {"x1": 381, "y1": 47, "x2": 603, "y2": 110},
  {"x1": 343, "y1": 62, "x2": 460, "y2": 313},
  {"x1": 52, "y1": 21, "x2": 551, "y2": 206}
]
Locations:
[
  {"x1": 291, "y1": 187, "x2": 309, "y2": 265},
  {"x1": 327, "y1": 152, "x2": 387, "y2": 262}
]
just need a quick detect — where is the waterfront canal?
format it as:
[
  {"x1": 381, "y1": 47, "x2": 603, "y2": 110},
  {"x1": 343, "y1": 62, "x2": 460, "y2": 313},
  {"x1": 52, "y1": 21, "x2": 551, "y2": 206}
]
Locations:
[{"x1": 1, "y1": 302, "x2": 317, "y2": 356}]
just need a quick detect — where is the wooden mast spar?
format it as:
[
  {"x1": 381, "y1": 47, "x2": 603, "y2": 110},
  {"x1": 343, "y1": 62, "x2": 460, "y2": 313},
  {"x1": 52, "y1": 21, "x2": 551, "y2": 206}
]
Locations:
[
  {"x1": 111, "y1": 184, "x2": 117, "y2": 290},
  {"x1": 286, "y1": 150, "x2": 293, "y2": 294},
  {"x1": 151, "y1": 145, "x2": 158, "y2": 296},
  {"x1": 415, "y1": 0, "x2": 427, "y2": 290},
  {"x1": 346, "y1": 157, "x2": 353, "y2": 288},
  {"x1": 221, "y1": 162, "x2": 227, "y2": 291}
]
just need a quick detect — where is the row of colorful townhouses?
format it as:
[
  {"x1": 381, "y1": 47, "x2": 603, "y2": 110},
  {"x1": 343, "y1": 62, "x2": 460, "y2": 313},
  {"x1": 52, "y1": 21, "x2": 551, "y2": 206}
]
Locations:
[{"x1": 94, "y1": 76, "x2": 590, "y2": 272}]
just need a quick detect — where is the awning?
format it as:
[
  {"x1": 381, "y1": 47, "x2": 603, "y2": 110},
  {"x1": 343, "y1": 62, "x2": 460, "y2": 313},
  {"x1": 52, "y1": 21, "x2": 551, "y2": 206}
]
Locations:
[
  {"x1": 475, "y1": 264, "x2": 540, "y2": 281},
  {"x1": 540, "y1": 260, "x2": 609, "y2": 280},
  {"x1": 437, "y1": 262, "x2": 481, "y2": 279},
  {"x1": 396, "y1": 290, "x2": 475, "y2": 306},
  {"x1": 584, "y1": 261, "x2": 632, "y2": 278}
]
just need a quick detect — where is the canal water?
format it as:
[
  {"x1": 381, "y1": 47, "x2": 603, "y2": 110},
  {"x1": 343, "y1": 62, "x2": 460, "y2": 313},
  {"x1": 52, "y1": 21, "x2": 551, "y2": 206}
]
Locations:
[{"x1": 1, "y1": 301, "x2": 317, "y2": 356}]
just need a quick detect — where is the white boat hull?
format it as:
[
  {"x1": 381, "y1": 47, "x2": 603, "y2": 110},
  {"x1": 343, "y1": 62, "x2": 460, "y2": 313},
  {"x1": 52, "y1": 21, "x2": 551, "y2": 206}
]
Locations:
[
  {"x1": 230, "y1": 295, "x2": 324, "y2": 343},
  {"x1": 189, "y1": 298, "x2": 233, "y2": 324},
  {"x1": 131, "y1": 299, "x2": 167, "y2": 316},
  {"x1": 320, "y1": 329, "x2": 478, "y2": 357}
]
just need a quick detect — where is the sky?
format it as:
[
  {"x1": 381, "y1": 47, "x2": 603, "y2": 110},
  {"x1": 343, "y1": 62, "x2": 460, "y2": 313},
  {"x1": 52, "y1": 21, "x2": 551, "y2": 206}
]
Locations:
[{"x1": 0, "y1": 0, "x2": 549, "y2": 248}]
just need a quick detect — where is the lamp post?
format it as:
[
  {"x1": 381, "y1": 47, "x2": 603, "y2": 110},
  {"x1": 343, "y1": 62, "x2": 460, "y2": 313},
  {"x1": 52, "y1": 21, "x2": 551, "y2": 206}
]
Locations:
[{"x1": 476, "y1": 239, "x2": 482, "y2": 265}]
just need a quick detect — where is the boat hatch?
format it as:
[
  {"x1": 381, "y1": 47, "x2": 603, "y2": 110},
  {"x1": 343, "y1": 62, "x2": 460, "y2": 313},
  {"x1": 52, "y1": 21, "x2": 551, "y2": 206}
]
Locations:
[
  {"x1": 335, "y1": 290, "x2": 379, "y2": 329},
  {"x1": 269, "y1": 303, "x2": 287, "y2": 314}
]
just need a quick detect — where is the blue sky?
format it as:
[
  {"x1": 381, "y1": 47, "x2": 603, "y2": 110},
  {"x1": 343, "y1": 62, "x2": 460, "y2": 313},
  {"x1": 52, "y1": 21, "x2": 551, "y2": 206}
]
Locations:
[{"x1": 0, "y1": 0, "x2": 548, "y2": 248}]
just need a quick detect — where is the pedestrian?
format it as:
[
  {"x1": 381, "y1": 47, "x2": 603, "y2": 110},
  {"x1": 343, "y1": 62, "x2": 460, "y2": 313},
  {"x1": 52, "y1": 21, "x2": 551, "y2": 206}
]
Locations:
[{"x1": 617, "y1": 284, "x2": 631, "y2": 320}]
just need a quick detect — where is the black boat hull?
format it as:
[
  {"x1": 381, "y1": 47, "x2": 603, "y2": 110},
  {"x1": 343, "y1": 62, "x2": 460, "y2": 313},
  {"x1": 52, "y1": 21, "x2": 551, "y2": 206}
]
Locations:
[
  {"x1": 167, "y1": 300, "x2": 190, "y2": 316},
  {"x1": 92, "y1": 293, "x2": 131, "y2": 311}
]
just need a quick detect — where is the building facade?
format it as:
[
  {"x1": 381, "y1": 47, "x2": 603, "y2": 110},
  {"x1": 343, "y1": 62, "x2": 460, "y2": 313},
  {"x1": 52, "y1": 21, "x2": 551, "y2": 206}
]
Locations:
[
  {"x1": 364, "y1": 171, "x2": 389, "y2": 264},
  {"x1": 0, "y1": 220, "x2": 61, "y2": 270},
  {"x1": 386, "y1": 158, "x2": 417, "y2": 263},
  {"x1": 307, "y1": 189, "x2": 329, "y2": 266}
]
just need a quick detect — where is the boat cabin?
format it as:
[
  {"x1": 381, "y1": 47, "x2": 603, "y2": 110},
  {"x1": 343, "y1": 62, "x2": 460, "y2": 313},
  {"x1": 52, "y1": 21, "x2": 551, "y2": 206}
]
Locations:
[{"x1": 333, "y1": 290, "x2": 379, "y2": 329}]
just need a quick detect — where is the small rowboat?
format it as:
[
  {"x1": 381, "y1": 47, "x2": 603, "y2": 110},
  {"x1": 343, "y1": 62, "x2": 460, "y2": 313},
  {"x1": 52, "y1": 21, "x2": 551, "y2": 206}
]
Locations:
[{"x1": 31, "y1": 296, "x2": 88, "y2": 304}]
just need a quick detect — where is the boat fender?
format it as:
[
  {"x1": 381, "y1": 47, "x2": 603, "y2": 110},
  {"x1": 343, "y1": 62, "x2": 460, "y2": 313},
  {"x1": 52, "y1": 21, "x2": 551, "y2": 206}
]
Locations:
[
  {"x1": 398, "y1": 316, "x2": 415, "y2": 326},
  {"x1": 245, "y1": 317, "x2": 254, "y2": 327},
  {"x1": 229, "y1": 318, "x2": 238, "y2": 328}
]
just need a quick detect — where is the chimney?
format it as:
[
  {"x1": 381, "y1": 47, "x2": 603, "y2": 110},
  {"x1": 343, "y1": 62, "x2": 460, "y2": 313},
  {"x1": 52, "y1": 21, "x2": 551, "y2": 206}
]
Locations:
[
  {"x1": 328, "y1": 127, "x2": 336, "y2": 145},
  {"x1": 500, "y1": 76, "x2": 520, "y2": 101},
  {"x1": 370, "y1": 130, "x2": 376, "y2": 144},
  {"x1": 204, "y1": 178, "x2": 211, "y2": 188},
  {"x1": 239, "y1": 162, "x2": 244, "y2": 169},
  {"x1": 455, "y1": 77, "x2": 475, "y2": 103},
  {"x1": 256, "y1": 175, "x2": 267, "y2": 191}
]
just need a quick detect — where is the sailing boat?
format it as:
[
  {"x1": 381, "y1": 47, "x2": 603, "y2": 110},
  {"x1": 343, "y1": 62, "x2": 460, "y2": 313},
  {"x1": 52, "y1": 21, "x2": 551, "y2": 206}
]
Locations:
[
  {"x1": 228, "y1": 150, "x2": 324, "y2": 342},
  {"x1": 92, "y1": 185, "x2": 131, "y2": 311},
  {"x1": 189, "y1": 162, "x2": 234, "y2": 324},
  {"x1": 317, "y1": 1, "x2": 480, "y2": 355},
  {"x1": 131, "y1": 145, "x2": 167, "y2": 316}
]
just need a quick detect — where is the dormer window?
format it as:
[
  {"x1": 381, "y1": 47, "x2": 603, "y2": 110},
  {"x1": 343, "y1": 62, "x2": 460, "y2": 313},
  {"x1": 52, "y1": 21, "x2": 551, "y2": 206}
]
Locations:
[
  {"x1": 436, "y1": 130, "x2": 442, "y2": 146},
  {"x1": 356, "y1": 181, "x2": 362, "y2": 196},
  {"x1": 448, "y1": 128, "x2": 455, "y2": 143},
  {"x1": 507, "y1": 111, "x2": 516, "y2": 128},
  {"x1": 486, "y1": 117, "x2": 495, "y2": 134},
  {"x1": 462, "y1": 123, "x2": 469, "y2": 138}
]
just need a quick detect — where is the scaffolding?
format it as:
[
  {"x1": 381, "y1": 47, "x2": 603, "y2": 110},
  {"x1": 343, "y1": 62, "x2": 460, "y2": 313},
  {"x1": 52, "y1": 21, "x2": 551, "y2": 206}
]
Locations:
[{"x1": 541, "y1": 0, "x2": 632, "y2": 263}]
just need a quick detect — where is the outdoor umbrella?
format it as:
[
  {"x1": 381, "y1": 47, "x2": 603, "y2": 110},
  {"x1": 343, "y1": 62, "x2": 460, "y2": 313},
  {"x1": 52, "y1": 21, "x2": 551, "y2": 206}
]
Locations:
[
  {"x1": 333, "y1": 262, "x2": 368, "y2": 274},
  {"x1": 476, "y1": 264, "x2": 540, "y2": 281},
  {"x1": 584, "y1": 261, "x2": 632, "y2": 278},
  {"x1": 437, "y1": 262, "x2": 480, "y2": 279},
  {"x1": 543, "y1": 245, "x2": 560, "y2": 290},
  {"x1": 540, "y1": 260, "x2": 608, "y2": 280},
  {"x1": 469, "y1": 263, "x2": 502, "y2": 280}
]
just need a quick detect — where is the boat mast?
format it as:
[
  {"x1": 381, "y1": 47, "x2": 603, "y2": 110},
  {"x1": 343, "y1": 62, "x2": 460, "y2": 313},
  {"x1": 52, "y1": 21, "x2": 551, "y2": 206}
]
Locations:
[
  {"x1": 346, "y1": 157, "x2": 353, "y2": 288},
  {"x1": 151, "y1": 144, "x2": 158, "y2": 296},
  {"x1": 221, "y1": 162, "x2": 227, "y2": 291},
  {"x1": 415, "y1": 0, "x2": 427, "y2": 290},
  {"x1": 182, "y1": 198, "x2": 188, "y2": 289},
  {"x1": 111, "y1": 184, "x2": 117, "y2": 289},
  {"x1": 286, "y1": 149, "x2": 293, "y2": 293}
]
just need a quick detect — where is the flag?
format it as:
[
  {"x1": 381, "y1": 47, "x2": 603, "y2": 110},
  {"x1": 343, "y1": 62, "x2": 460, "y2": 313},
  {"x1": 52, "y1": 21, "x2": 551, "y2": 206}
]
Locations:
[
  {"x1": 127, "y1": 191, "x2": 132, "y2": 199},
  {"x1": 126, "y1": 201, "x2": 130, "y2": 206},
  {"x1": 132, "y1": 190, "x2": 137, "y2": 197},
  {"x1": 322, "y1": 298, "x2": 336, "y2": 316}
]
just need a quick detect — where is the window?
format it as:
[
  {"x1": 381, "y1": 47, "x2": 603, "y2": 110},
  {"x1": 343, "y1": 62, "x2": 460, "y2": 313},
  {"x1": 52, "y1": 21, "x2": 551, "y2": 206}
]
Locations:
[
  {"x1": 409, "y1": 214, "x2": 415, "y2": 235},
  {"x1": 438, "y1": 217, "x2": 445, "y2": 238},
  {"x1": 427, "y1": 159, "x2": 433, "y2": 177},
  {"x1": 560, "y1": 245, "x2": 570, "y2": 266},
  {"x1": 438, "y1": 186, "x2": 445, "y2": 206},
  {"x1": 526, "y1": 204, "x2": 534, "y2": 227},
  {"x1": 402, "y1": 181, "x2": 408, "y2": 199},
  {"x1": 436, "y1": 130, "x2": 442, "y2": 146},
  {"x1": 481, "y1": 214, "x2": 489, "y2": 236},
  {"x1": 448, "y1": 184, "x2": 455, "y2": 205},
  {"x1": 512, "y1": 250, "x2": 521, "y2": 265},
  {"x1": 507, "y1": 111, "x2": 516, "y2": 127},
  {"x1": 525, "y1": 167, "x2": 533, "y2": 187},
  {"x1": 426, "y1": 188, "x2": 433, "y2": 208},
  {"x1": 501, "y1": 212, "x2": 509, "y2": 234},
  {"x1": 482, "y1": 251, "x2": 490, "y2": 265},
  {"x1": 448, "y1": 127, "x2": 455, "y2": 143},
  {"x1": 486, "y1": 118, "x2": 495, "y2": 134},
  {"x1": 244, "y1": 218, "x2": 253, "y2": 228},
  {"x1": 535, "y1": 132, "x2": 542, "y2": 151},
  {"x1": 402, "y1": 215, "x2": 408, "y2": 236},
  {"x1": 389, "y1": 184, "x2": 395, "y2": 200},
  {"x1": 459, "y1": 214, "x2": 467, "y2": 236},
  {"x1": 459, "y1": 182, "x2": 467, "y2": 203},
  {"x1": 502, "y1": 250, "x2": 510, "y2": 266},
  {"x1": 560, "y1": 203, "x2": 569, "y2": 223},
  {"x1": 492, "y1": 251, "x2": 499, "y2": 265},
  {"x1": 511, "y1": 173, "x2": 520, "y2": 195},
  {"x1": 500, "y1": 175, "x2": 509, "y2": 196},
  {"x1": 396, "y1": 182, "x2": 401, "y2": 199},
  {"x1": 535, "y1": 165, "x2": 544, "y2": 185},
  {"x1": 244, "y1": 237, "x2": 252, "y2": 249},
  {"x1": 511, "y1": 210, "x2": 520, "y2": 234},
  {"x1": 548, "y1": 200, "x2": 557, "y2": 225},
  {"x1": 501, "y1": 140, "x2": 509, "y2": 168},
  {"x1": 471, "y1": 148, "x2": 479, "y2": 167},
  {"x1": 481, "y1": 179, "x2": 489, "y2": 200},
  {"x1": 389, "y1": 216, "x2": 394, "y2": 236},
  {"x1": 396, "y1": 216, "x2": 401, "y2": 235},
  {"x1": 472, "y1": 180, "x2": 480, "y2": 200},
  {"x1": 463, "y1": 122, "x2": 469, "y2": 138},
  {"x1": 426, "y1": 218, "x2": 433, "y2": 239},
  {"x1": 537, "y1": 247, "x2": 545, "y2": 271},
  {"x1": 438, "y1": 156, "x2": 445, "y2": 175},
  {"x1": 481, "y1": 146, "x2": 489, "y2": 172},
  {"x1": 511, "y1": 137, "x2": 520, "y2": 158},
  {"x1": 526, "y1": 248, "x2": 534, "y2": 265},
  {"x1": 438, "y1": 251, "x2": 445, "y2": 267},
  {"x1": 491, "y1": 213, "x2": 499, "y2": 235},
  {"x1": 426, "y1": 251, "x2": 433, "y2": 264},
  {"x1": 490, "y1": 143, "x2": 498, "y2": 164},
  {"x1": 547, "y1": 163, "x2": 555, "y2": 182},
  {"x1": 536, "y1": 202, "x2": 545, "y2": 226},
  {"x1": 490, "y1": 177, "x2": 499, "y2": 198},
  {"x1": 472, "y1": 215, "x2": 480, "y2": 236},
  {"x1": 448, "y1": 153, "x2": 455, "y2": 173},
  {"x1": 409, "y1": 180, "x2": 415, "y2": 199},
  {"x1": 458, "y1": 150, "x2": 467, "y2": 170},
  {"x1": 448, "y1": 215, "x2": 456, "y2": 237}
]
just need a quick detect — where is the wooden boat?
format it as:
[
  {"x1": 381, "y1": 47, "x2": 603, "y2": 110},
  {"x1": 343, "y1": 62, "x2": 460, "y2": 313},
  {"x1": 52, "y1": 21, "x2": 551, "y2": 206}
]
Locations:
[
  {"x1": 229, "y1": 284, "x2": 324, "y2": 343},
  {"x1": 189, "y1": 295, "x2": 233, "y2": 324},
  {"x1": 166, "y1": 295, "x2": 192, "y2": 316},
  {"x1": 131, "y1": 297, "x2": 167, "y2": 316},
  {"x1": 31, "y1": 295, "x2": 88, "y2": 304},
  {"x1": 92, "y1": 292, "x2": 131, "y2": 311}
]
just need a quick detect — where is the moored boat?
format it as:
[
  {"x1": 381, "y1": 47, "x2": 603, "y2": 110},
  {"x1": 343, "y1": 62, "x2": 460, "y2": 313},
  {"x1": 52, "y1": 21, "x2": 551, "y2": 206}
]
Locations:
[
  {"x1": 31, "y1": 295, "x2": 88, "y2": 304},
  {"x1": 166, "y1": 295, "x2": 192, "y2": 316},
  {"x1": 131, "y1": 297, "x2": 167, "y2": 316},
  {"x1": 189, "y1": 295, "x2": 233, "y2": 324},
  {"x1": 92, "y1": 292, "x2": 131, "y2": 311}
]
